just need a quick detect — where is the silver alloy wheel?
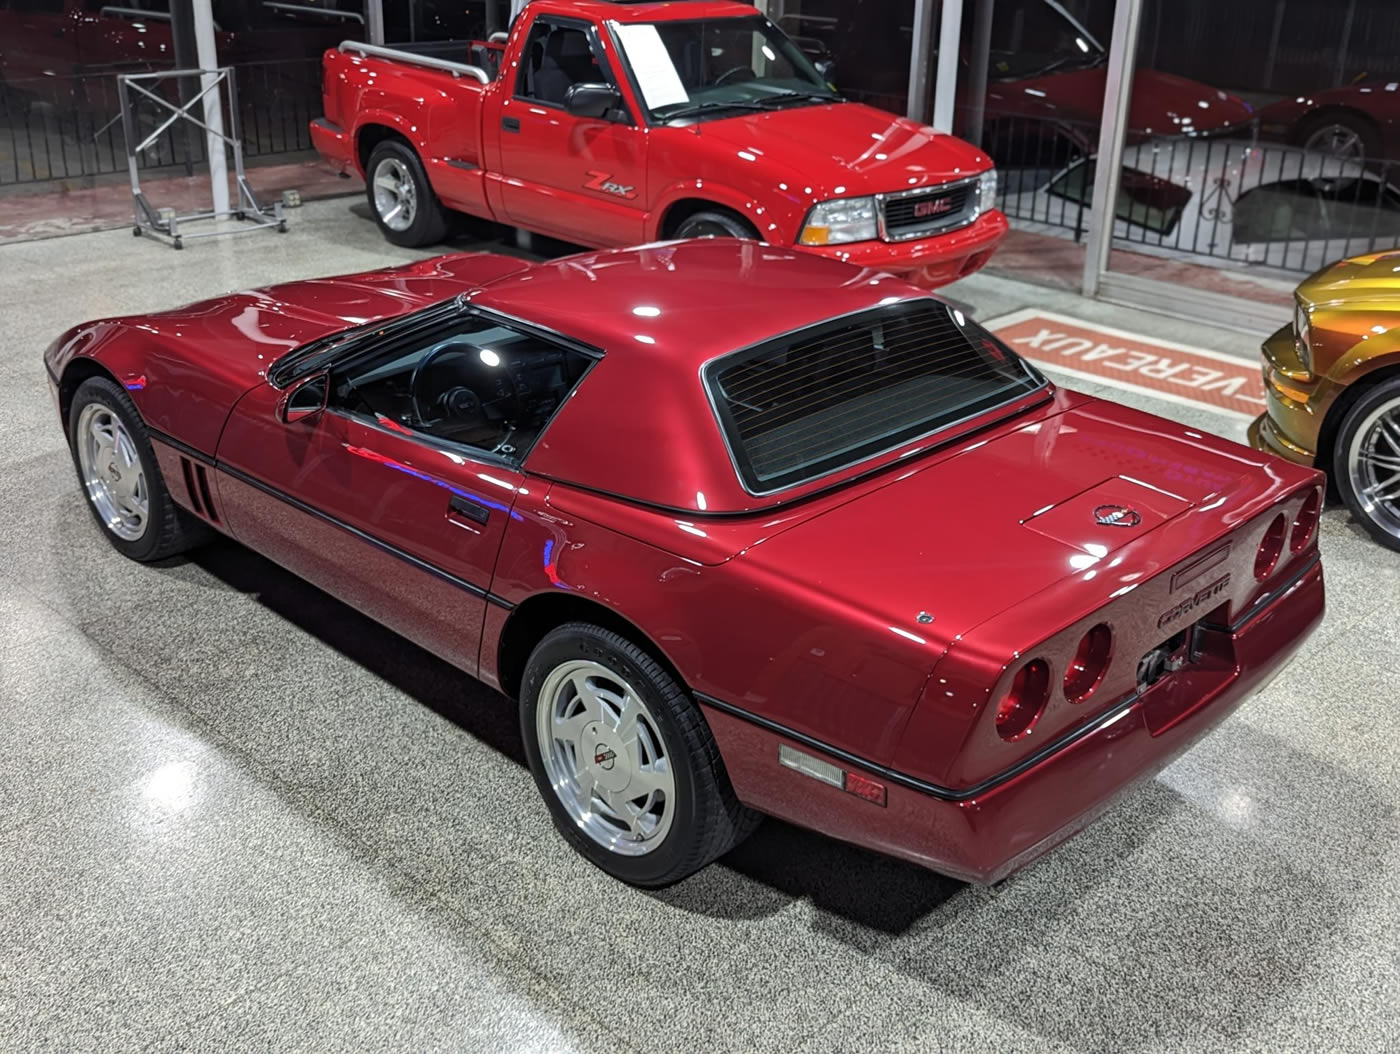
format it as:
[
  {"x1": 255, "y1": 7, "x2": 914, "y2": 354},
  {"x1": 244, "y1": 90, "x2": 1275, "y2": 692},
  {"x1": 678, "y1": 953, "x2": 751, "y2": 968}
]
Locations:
[
  {"x1": 372, "y1": 156, "x2": 417, "y2": 232},
  {"x1": 75, "y1": 403, "x2": 148, "y2": 542},
  {"x1": 1304, "y1": 123, "x2": 1365, "y2": 161},
  {"x1": 1348, "y1": 396, "x2": 1400, "y2": 543},
  {"x1": 535, "y1": 659, "x2": 676, "y2": 856}
]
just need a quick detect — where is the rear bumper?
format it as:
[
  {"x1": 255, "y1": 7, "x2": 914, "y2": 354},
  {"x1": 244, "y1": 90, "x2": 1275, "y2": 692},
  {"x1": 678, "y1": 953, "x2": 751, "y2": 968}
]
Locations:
[
  {"x1": 706, "y1": 553, "x2": 1323, "y2": 884},
  {"x1": 798, "y1": 209, "x2": 1009, "y2": 289},
  {"x1": 310, "y1": 117, "x2": 355, "y2": 176}
]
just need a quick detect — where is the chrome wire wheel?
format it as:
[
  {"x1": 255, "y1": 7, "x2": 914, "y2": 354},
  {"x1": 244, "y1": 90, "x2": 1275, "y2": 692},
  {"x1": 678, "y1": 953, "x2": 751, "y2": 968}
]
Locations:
[
  {"x1": 535, "y1": 659, "x2": 676, "y2": 856},
  {"x1": 371, "y1": 156, "x2": 417, "y2": 232},
  {"x1": 1304, "y1": 122, "x2": 1365, "y2": 161},
  {"x1": 75, "y1": 403, "x2": 148, "y2": 542},
  {"x1": 1348, "y1": 397, "x2": 1400, "y2": 543}
]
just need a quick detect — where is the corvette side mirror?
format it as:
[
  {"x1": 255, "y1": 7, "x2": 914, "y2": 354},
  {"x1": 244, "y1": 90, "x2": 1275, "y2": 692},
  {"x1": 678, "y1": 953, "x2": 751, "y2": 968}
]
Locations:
[
  {"x1": 278, "y1": 372, "x2": 328, "y2": 424},
  {"x1": 565, "y1": 82, "x2": 625, "y2": 121}
]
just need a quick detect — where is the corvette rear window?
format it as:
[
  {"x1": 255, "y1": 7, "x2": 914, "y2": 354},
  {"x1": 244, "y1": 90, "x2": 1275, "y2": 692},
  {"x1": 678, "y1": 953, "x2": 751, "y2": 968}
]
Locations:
[{"x1": 706, "y1": 301, "x2": 1044, "y2": 493}]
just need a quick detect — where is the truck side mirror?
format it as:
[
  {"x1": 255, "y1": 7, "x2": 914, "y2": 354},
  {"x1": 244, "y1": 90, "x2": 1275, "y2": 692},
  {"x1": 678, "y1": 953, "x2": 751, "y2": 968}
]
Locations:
[
  {"x1": 814, "y1": 58, "x2": 837, "y2": 84},
  {"x1": 565, "y1": 82, "x2": 625, "y2": 121}
]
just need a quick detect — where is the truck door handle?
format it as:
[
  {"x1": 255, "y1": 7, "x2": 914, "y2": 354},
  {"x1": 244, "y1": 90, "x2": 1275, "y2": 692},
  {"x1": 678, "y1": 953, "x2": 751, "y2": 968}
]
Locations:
[
  {"x1": 501, "y1": 116, "x2": 521, "y2": 133},
  {"x1": 448, "y1": 495, "x2": 491, "y2": 525}
]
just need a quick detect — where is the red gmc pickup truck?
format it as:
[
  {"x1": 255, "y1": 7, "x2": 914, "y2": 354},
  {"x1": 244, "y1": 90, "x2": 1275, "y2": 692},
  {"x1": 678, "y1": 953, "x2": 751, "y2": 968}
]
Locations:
[{"x1": 310, "y1": 0, "x2": 1008, "y2": 288}]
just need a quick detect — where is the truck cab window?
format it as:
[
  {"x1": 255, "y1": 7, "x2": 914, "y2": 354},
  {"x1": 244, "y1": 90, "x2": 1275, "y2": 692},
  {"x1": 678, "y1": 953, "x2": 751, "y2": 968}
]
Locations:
[{"x1": 517, "y1": 22, "x2": 605, "y2": 107}]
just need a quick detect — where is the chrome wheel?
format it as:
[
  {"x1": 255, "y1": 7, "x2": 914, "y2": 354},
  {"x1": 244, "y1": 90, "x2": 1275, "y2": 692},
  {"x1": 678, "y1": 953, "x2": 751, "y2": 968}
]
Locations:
[
  {"x1": 535, "y1": 659, "x2": 676, "y2": 856},
  {"x1": 75, "y1": 403, "x2": 148, "y2": 542},
  {"x1": 371, "y1": 156, "x2": 417, "y2": 232},
  {"x1": 1304, "y1": 122, "x2": 1366, "y2": 161},
  {"x1": 1348, "y1": 397, "x2": 1400, "y2": 543}
]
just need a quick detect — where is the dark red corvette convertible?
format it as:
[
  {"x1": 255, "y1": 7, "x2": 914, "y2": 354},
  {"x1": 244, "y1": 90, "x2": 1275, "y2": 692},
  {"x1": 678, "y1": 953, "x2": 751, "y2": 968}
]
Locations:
[{"x1": 45, "y1": 241, "x2": 1325, "y2": 886}]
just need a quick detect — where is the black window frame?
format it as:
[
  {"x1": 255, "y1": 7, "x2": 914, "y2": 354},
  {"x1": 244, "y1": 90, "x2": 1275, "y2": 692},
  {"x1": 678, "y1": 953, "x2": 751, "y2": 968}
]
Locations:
[
  {"x1": 284, "y1": 300, "x2": 601, "y2": 469},
  {"x1": 702, "y1": 300, "x2": 1048, "y2": 496},
  {"x1": 512, "y1": 13, "x2": 632, "y2": 121}
]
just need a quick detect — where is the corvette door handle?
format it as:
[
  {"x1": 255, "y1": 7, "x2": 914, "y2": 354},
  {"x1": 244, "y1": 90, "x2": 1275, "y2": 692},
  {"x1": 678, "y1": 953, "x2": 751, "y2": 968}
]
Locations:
[
  {"x1": 448, "y1": 495, "x2": 491, "y2": 525},
  {"x1": 501, "y1": 116, "x2": 521, "y2": 133}
]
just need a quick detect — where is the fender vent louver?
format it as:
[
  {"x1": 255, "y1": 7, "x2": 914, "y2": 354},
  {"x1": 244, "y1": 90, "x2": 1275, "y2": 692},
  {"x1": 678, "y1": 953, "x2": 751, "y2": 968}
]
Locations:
[
  {"x1": 179, "y1": 457, "x2": 204, "y2": 516},
  {"x1": 193, "y1": 464, "x2": 220, "y2": 524}
]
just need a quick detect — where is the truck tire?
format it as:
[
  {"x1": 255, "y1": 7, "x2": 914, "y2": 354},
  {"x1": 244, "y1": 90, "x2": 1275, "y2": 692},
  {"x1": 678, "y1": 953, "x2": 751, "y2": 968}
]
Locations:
[
  {"x1": 365, "y1": 139, "x2": 450, "y2": 248},
  {"x1": 673, "y1": 209, "x2": 759, "y2": 240}
]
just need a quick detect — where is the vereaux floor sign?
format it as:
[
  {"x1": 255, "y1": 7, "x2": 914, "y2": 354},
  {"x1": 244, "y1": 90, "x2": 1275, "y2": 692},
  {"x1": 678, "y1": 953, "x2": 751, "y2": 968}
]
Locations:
[{"x1": 984, "y1": 309, "x2": 1266, "y2": 419}]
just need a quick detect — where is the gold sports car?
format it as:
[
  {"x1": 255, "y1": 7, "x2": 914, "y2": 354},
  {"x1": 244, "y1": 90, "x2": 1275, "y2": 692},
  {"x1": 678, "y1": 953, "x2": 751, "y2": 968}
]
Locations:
[{"x1": 1250, "y1": 250, "x2": 1400, "y2": 551}]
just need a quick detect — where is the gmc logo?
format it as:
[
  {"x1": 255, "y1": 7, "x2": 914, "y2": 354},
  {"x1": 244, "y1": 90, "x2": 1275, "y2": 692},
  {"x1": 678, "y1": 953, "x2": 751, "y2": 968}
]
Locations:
[
  {"x1": 1156, "y1": 573, "x2": 1231, "y2": 629},
  {"x1": 913, "y1": 197, "x2": 955, "y2": 218}
]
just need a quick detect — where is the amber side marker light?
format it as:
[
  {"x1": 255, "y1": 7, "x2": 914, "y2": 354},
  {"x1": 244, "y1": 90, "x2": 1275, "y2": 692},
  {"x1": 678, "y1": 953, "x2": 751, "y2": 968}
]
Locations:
[
  {"x1": 777, "y1": 744, "x2": 888, "y2": 806},
  {"x1": 1064, "y1": 624, "x2": 1113, "y2": 704},
  {"x1": 1291, "y1": 488, "x2": 1321, "y2": 552},
  {"x1": 996, "y1": 659, "x2": 1051, "y2": 741},
  {"x1": 1255, "y1": 513, "x2": 1287, "y2": 580}
]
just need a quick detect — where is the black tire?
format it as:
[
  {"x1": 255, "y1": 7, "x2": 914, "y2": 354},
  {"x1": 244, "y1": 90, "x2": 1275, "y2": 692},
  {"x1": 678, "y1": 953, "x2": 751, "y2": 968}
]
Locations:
[
  {"x1": 519, "y1": 622, "x2": 758, "y2": 887},
  {"x1": 672, "y1": 208, "x2": 759, "y2": 240},
  {"x1": 1294, "y1": 110, "x2": 1382, "y2": 164},
  {"x1": 1332, "y1": 376, "x2": 1400, "y2": 552},
  {"x1": 365, "y1": 139, "x2": 450, "y2": 248},
  {"x1": 66, "y1": 376, "x2": 206, "y2": 563}
]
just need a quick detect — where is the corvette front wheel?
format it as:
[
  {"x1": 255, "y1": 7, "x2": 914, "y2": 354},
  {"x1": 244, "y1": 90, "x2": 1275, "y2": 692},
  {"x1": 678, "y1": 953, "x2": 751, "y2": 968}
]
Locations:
[
  {"x1": 520, "y1": 622, "x2": 758, "y2": 887},
  {"x1": 67, "y1": 376, "x2": 204, "y2": 562}
]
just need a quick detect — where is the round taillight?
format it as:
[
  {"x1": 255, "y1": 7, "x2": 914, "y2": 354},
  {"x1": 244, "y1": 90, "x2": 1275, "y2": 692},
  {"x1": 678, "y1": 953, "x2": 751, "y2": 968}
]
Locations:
[
  {"x1": 1254, "y1": 513, "x2": 1287, "y2": 580},
  {"x1": 1064, "y1": 624, "x2": 1113, "y2": 704},
  {"x1": 996, "y1": 659, "x2": 1051, "y2": 741},
  {"x1": 1291, "y1": 488, "x2": 1321, "y2": 552}
]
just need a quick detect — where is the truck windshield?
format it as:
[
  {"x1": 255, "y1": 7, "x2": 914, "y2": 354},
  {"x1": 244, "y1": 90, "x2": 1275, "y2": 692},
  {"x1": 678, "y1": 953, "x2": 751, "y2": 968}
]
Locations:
[
  {"x1": 705, "y1": 301, "x2": 1046, "y2": 494},
  {"x1": 612, "y1": 16, "x2": 838, "y2": 123}
]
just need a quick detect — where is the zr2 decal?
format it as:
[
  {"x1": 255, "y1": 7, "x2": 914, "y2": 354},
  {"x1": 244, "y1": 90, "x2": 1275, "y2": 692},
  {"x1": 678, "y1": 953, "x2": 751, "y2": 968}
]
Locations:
[{"x1": 584, "y1": 170, "x2": 637, "y2": 200}]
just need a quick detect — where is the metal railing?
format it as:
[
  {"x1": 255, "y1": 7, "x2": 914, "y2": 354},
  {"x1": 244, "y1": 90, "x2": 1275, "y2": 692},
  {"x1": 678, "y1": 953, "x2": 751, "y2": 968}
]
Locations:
[
  {"x1": 0, "y1": 58, "x2": 321, "y2": 187},
  {"x1": 980, "y1": 115, "x2": 1400, "y2": 277}
]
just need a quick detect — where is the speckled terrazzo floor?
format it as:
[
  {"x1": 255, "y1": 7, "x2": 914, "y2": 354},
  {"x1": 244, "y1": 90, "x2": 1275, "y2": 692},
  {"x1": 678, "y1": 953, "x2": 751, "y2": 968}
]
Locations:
[{"x1": 1, "y1": 198, "x2": 1397, "y2": 1053}]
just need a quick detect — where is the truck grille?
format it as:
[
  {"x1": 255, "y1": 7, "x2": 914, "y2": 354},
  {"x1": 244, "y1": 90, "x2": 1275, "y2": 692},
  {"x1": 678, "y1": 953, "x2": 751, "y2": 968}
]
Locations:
[{"x1": 879, "y1": 178, "x2": 980, "y2": 241}]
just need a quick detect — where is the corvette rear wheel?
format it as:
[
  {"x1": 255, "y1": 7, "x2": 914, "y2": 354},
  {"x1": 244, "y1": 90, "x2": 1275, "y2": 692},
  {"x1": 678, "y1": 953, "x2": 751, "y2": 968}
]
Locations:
[
  {"x1": 1333, "y1": 377, "x2": 1400, "y2": 552},
  {"x1": 366, "y1": 139, "x2": 449, "y2": 248},
  {"x1": 67, "y1": 376, "x2": 203, "y2": 562},
  {"x1": 520, "y1": 622, "x2": 758, "y2": 887}
]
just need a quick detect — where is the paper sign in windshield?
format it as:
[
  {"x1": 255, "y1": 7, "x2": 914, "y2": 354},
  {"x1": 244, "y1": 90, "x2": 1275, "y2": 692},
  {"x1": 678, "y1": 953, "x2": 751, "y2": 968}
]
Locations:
[{"x1": 614, "y1": 24, "x2": 689, "y2": 109}]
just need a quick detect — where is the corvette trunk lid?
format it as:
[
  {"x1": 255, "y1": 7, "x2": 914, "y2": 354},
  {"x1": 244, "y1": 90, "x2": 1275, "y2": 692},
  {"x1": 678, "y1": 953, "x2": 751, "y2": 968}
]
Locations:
[{"x1": 739, "y1": 396, "x2": 1275, "y2": 653}]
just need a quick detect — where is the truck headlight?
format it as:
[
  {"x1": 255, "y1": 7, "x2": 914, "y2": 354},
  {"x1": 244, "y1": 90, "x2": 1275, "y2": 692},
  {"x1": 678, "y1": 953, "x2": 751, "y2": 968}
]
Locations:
[
  {"x1": 979, "y1": 168, "x2": 998, "y2": 214},
  {"x1": 799, "y1": 197, "x2": 878, "y2": 245},
  {"x1": 1294, "y1": 301, "x2": 1312, "y2": 374}
]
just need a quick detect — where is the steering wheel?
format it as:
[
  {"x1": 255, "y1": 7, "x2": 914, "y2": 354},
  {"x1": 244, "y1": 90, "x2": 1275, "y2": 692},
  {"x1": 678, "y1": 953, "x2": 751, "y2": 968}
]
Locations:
[
  {"x1": 410, "y1": 342, "x2": 519, "y2": 435},
  {"x1": 713, "y1": 65, "x2": 757, "y2": 87}
]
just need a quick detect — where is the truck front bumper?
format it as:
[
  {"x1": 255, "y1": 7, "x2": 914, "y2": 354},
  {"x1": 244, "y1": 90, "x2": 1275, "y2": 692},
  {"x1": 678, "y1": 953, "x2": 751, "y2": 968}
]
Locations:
[
  {"x1": 704, "y1": 552, "x2": 1323, "y2": 885},
  {"x1": 799, "y1": 209, "x2": 1009, "y2": 290}
]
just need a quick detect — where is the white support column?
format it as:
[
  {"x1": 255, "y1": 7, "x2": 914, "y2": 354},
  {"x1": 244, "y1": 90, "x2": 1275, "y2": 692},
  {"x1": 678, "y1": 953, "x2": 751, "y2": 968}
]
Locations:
[
  {"x1": 365, "y1": 0, "x2": 385, "y2": 45},
  {"x1": 931, "y1": 0, "x2": 964, "y2": 132},
  {"x1": 1081, "y1": 0, "x2": 1143, "y2": 298},
  {"x1": 191, "y1": 0, "x2": 228, "y2": 216},
  {"x1": 905, "y1": 0, "x2": 935, "y2": 123}
]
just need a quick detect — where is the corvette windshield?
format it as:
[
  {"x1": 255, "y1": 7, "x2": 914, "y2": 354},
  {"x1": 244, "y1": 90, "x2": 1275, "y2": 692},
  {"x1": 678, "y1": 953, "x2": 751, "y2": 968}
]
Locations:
[
  {"x1": 613, "y1": 16, "x2": 838, "y2": 122},
  {"x1": 706, "y1": 301, "x2": 1045, "y2": 494}
]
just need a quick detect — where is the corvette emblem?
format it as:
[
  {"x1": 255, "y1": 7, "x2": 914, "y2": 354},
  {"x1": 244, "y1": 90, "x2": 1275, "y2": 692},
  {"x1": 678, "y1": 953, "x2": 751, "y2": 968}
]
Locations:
[
  {"x1": 1094, "y1": 504, "x2": 1142, "y2": 528},
  {"x1": 593, "y1": 747, "x2": 617, "y2": 770}
]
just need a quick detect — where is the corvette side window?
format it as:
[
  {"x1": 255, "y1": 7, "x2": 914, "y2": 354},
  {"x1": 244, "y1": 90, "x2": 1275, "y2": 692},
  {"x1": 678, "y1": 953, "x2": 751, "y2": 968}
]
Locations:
[{"x1": 331, "y1": 315, "x2": 594, "y2": 461}]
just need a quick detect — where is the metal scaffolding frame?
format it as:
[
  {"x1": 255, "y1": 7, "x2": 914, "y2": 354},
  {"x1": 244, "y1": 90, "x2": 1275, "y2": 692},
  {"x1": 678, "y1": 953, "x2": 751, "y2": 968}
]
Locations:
[{"x1": 118, "y1": 66, "x2": 286, "y2": 250}]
